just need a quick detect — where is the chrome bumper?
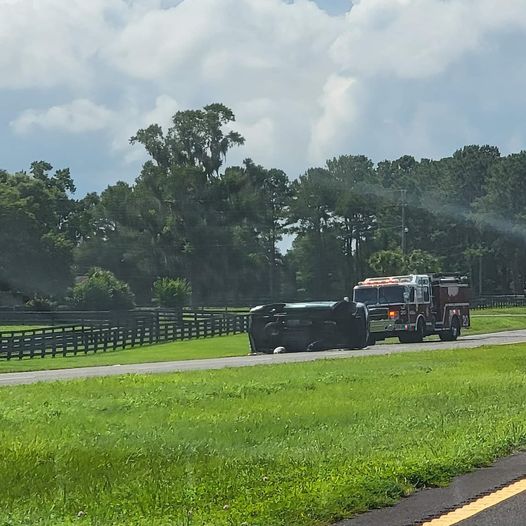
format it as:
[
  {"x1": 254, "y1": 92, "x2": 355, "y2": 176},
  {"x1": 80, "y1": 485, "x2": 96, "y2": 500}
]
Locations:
[{"x1": 370, "y1": 320, "x2": 408, "y2": 334}]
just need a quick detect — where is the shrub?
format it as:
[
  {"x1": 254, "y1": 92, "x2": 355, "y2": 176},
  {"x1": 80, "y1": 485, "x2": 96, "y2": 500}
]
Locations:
[
  {"x1": 70, "y1": 268, "x2": 135, "y2": 310},
  {"x1": 153, "y1": 278, "x2": 192, "y2": 309},
  {"x1": 25, "y1": 295, "x2": 55, "y2": 311}
]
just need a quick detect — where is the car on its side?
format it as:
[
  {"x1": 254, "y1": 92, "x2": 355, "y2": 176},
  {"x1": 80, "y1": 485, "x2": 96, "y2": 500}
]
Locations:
[{"x1": 248, "y1": 299, "x2": 369, "y2": 354}]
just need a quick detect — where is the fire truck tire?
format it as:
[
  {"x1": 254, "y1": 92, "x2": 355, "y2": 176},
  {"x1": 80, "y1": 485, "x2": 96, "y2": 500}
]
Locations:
[
  {"x1": 439, "y1": 316, "x2": 460, "y2": 342},
  {"x1": 413, "y1": 318, "x2": 425, "y2": 343},
  {"x1": 399, "y1": 318, "x2": 425, "y2": 343}
]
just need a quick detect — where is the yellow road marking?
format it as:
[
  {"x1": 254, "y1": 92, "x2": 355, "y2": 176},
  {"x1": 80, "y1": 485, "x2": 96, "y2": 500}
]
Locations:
[{"x1": 421, "y1": 478, "x2": 526, "y2": 525}]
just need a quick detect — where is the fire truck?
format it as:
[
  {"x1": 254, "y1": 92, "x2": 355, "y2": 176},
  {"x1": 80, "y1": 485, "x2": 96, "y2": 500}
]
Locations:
[{"x1": 352, "y1": 274, "x2": 470, "y2": 344}]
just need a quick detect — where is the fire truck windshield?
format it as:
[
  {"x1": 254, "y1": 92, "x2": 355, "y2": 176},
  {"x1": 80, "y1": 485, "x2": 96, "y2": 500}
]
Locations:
[
  {"x1": 378, "y1": 285, "x2": 405, "y2": 305},
  {"x1": 354, "y1": 287, "x2": 378, "y2": 305},
  {"x1": 354, "y1": 285, "x2": 407, "y2": 306}
]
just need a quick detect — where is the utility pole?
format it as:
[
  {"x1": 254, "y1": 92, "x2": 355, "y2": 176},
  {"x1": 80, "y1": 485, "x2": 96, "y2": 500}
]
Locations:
[
  {"x1": 401, "y1": 189, "x2": 407, "y2": 254},
  {"x1": 479, "y1": 252, "x2": 483, "y2": 297}
]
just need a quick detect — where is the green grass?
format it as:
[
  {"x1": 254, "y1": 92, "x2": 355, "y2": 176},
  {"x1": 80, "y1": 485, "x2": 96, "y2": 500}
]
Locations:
[
  {"x1": 468, "y1": 308, "x2": 526, "y2": 334},
  {"x1": 472, "y1": 307, "x2": 526, "y2": 315},
  {"x1": 1, "y1": 307, "x2": 525, "y2": 374},
  {"x1": 0, "y1": 325, "x2": 47, "y2": 332},
  {"x1": 0, "y1": 334, "x2": 248, "y2": 373},
  {"x1": 2, "y1": 344, "x2": 526, "y2": 525}
]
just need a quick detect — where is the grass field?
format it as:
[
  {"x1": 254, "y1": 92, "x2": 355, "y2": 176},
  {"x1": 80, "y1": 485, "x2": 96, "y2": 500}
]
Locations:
[
  {"x1": 467, "y1": 308, "x2": 526, "y2": 334},
  {"x1": 473, "y1": 307, "x2": 526, "y2": 315},
  {"x1": 0, "y1": 334, "x2": 248, "y2": 373},
  {"x1": 0, "y1": 325, "x2": 47, "y2": 332},
  {"x1": 0, "y1": 308, "x2": 525, "y2": 373},
  {"x1": 2, "y1": 344, "x2": 526, "y2": 525}
]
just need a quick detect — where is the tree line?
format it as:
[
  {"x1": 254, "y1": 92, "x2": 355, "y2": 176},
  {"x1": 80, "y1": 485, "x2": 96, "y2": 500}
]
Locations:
[{"x1": 1, "y1": 103, "x2": 525, "y2": 308}]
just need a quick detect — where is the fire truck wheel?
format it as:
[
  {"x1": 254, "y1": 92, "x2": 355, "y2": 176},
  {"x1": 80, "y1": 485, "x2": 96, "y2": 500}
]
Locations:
[
  {"x1": 439, "y1": 316, "x2": 460, "y2": 342},
  {"x1": 413, "y1": 318, "x2": 425, "y2": 343},
  {"x1": 399, "y1": 319, "x2": 425, "y2": 343}
]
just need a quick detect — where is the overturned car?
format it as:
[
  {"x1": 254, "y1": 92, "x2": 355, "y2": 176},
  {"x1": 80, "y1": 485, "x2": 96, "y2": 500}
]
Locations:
[{"x1": 248, "y1": 300, "x2": 369, "y2": 354}]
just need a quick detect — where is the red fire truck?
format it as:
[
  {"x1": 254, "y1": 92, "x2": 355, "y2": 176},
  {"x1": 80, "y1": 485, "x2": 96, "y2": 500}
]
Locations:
[{"x1": 352, "y1": 273, "x2": 470, "y2": 344}]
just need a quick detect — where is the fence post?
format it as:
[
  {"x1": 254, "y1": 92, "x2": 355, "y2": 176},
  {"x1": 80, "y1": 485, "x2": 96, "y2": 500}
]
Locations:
[
  {"x1": 74, "y1": 328, "x2": 79, "y2": 355},
  {"x1": 7, "y1": 334, "x2": 13, "y2": 361},
  {"x1": 51, "y1": 327, "x2": 57, "y2": 358},
  {"x1": 83, "y1": 325, "x2": 89, "y2": 354},
  {"x1": 62, "y1": 327, "x2": 68, "y2": 357}
]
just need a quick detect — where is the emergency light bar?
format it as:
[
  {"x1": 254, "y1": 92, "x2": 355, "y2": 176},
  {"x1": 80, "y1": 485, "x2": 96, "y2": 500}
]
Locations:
[{"x1": 358, "y1": 276, "x2": 413, "y2": 286}]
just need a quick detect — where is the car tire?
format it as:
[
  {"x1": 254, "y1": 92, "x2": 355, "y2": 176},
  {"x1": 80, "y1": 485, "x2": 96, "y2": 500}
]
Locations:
[{"x1": 352, "y1": 307, "x2": 369, "y2": 349}]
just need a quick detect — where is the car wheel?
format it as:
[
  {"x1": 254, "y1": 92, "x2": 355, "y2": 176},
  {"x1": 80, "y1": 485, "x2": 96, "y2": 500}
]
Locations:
[{"x1": 353, "y1": 308, "x2": 369, "y2": 349}]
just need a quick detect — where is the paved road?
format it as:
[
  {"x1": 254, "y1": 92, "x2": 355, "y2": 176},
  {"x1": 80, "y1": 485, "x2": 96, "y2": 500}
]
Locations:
[
  {"x1": 337, "y1": 452, "x2": 526, "y2": 526},
  {"x1": 457, "y1": 491, "x2": 526, "y2": 525},
  {"x1": 2, "y1": 329, "x2": 526, "y2": 387}
]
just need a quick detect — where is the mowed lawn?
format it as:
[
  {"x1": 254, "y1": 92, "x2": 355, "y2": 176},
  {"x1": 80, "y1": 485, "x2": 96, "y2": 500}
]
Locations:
[
  {"x1": 0, "y1": 307, "x2": 525, "y2": 373},
  {"x1": 0, "y1": 334, "x2": 248, "y2": 373},
  {"x1": 0, "y1": 325, "x2": 46, "y2": 332},
  {"x1": 468, "y1": 307, "x2": 526, "y2": 334},
  {"x1": 2, "y1": 344, "x2": 526, "y2": 525}
]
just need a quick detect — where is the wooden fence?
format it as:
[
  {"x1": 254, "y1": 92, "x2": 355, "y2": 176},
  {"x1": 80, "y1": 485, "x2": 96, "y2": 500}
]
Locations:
[
  {"x1": 0, "y1": 308, "x2": 250, "y2": 326},
  {"x1": 0, "y1": 311, "x2": 249, "y2": 361},
  {"x1": 471, "y1": 296, "x2": 526, "y2": 309}
]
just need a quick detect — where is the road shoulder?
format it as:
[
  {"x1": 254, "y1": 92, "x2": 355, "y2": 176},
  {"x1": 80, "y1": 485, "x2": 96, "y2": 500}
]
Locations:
[{"x1": 336, "y1": 452, "x2": 526, "y2": 526}]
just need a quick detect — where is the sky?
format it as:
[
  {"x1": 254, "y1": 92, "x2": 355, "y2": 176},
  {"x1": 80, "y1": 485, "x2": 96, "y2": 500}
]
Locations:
[{"x1": 2, "y1": 0, "x2": 526, "y2": 195}]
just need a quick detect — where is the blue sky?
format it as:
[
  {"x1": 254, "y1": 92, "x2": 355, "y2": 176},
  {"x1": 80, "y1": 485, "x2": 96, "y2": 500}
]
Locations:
[
  {"x1": 314, "y1": 0, "x2": 352, "y2": 15},
  {"x1": 2, "y1": 0, "x2": 526, "y2": 195}
]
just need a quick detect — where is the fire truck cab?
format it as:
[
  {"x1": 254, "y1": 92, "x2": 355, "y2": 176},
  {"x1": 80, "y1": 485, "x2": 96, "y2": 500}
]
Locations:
[{"x1": 353, "y1": 274, "x2": 470, "y2": 344}]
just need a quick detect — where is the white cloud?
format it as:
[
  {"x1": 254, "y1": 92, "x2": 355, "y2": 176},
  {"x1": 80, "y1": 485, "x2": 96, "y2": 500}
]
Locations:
[
  {"x1": 332, "y1": 0, "x2": 526, "y2": 79},
  {"x1": 110, "y1": 94, "x2": 180, "y2": 164},
  {"x1": 10, "y1": 99, "x2": 114, "y2": 134},
  {"x1": 0, "y1": 0, "x2": 126, "y2": 89},
  {"x1": 104, "y1": 0, "x2": 341, "y2": 82},
  {"x1": 3, "y1": 0, "x2": 526, "y2": 190},
  {"x1": 309, "y1": 74, "x2": 359, "y2": 164}
]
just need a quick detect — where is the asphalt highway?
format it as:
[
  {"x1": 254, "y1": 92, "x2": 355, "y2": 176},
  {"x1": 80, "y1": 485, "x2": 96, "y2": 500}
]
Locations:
[
  {"x1": 338, "y1": 453, "x2": 526, "y2": 526},
  {"x1": 1, "y1": 329, "x2": 526, "y2": 386},
  {"x1": 456, "y1": 491, "x2": 526, "y2": 525}
]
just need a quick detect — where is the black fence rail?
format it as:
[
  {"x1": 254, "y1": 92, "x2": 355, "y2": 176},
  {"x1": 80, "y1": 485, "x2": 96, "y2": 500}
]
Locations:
[
  {"x1": 0, "y1": 310, "x2": 137, "y2": 326},
  {"x1": 0, "y1": 311, "x2": 249, "y2": 360},
  {"x1": 471, "y1": 296, "x2": 526, "y2": 309},
  {"x1": 0, "y1": 308, "x2": 250, "y2": 326}
]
